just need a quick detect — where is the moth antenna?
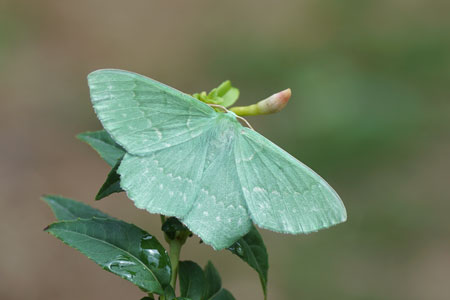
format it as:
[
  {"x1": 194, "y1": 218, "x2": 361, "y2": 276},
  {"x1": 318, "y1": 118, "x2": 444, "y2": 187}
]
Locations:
[
  {"x1": 236, "y1": 115, "x2": 254, "y2": 130},
  {"x1": 208, "y1": 103, "x2": 254, "y2": 130},
  {"x1": 207, "y1": 103, "x2": 229, "y2": 112}
]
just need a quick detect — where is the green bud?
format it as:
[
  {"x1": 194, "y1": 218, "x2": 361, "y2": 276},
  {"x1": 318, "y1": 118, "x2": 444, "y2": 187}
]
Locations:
[
  {"x1": 193, "y1": 80, "x2": 240, "y2": 107},
  {"x1": 230, "y1": 88, "x2": 291, "y2": 116}
]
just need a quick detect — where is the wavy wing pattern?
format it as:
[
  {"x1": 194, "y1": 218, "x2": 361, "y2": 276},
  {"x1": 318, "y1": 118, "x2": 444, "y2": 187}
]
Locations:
[
  {"x1": 235, "y1": 128, "x2": 347, "y2": 234},
  {"x1": 88, "y1": 69, "x2": 215, "y2": 155},
  {"x1": 88, "y1": 69, "x2": 346, "y2": 250},
  {"x1": 118, "y1": 115, "x2": 252, "y2": 250}
]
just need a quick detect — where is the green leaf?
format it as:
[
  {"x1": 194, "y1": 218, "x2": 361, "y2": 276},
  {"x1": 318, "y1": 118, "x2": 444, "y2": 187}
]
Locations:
[
  {"x1": 164, "y1": 286, "x2": 176, "y2": 300},
  {"x1": 220, "y1": 87, "x2": 239, "y2": 108},
  {"x1": 203, "y1": 261, "x2": 235, "y2": 300},
  {"x1": 162, "y1": 286, "x2": 193, "y2": 300},
  {"x1": 45, "y1": 218, "x2": 171, "y2": 295},
  {"x1": 212, "y1": 80, "x2": 239, "y2": 108},
  {"x1": 192, "y1": 80, "x2": 239, "y2": 108},
  {"x1": 227, "y1": 224, "x2": 268, "y2": 297},
  {"x1": 179, "y1": 261, "x2": 235, "y2": 300},
  {"x1": 214, "y1": 80, "x2": 231, "y2": 97},
  {"x1": 210, "y1": 289, "x2": 235, "y2": 300},
  {"x1": 179, "y1": 261, "x2": 205, "y2": 300},
  {"x1": 77, "y1": 130, "x2": 125, "y2": 200},
  {"x1": 203, "y1": 261, "x2": 222, "y2": 299},
  {"x1": 96, "y1": 157, "x2": 124, "y2": 200},
  {"x1": 42, "y1": 194, "x2": 111, "y2": 220},
  {"x1": 77, "y1": 130, "x2": 125, "y2": 167}
]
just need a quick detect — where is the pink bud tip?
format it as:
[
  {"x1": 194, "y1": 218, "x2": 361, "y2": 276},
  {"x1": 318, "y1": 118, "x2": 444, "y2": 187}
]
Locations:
[
  {"x1": 274, "y1": 88, "x2": 291, "y2": 109},
  {"x1": 257, "y1": 88, "x2": 292, "y2": 114}
]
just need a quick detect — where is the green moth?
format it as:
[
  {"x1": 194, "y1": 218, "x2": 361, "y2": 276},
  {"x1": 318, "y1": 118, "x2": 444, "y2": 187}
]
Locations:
[{"x1": 88, "y1": 69, "x2": 347, "y2": 250}]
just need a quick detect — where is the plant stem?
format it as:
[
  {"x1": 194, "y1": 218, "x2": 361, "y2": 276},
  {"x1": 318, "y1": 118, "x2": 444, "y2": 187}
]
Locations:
[
  {"x1": 160, "y1": 215, "x2": 188, "y2": 297},
  {"x1": 169, "y1": 238, "x2": 182, "y2": 289}
]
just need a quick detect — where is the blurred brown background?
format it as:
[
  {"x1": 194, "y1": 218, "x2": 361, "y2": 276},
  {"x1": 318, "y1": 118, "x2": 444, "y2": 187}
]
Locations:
[{"x1": 1, "y1": 0, "x2": 450, "y2": 299}]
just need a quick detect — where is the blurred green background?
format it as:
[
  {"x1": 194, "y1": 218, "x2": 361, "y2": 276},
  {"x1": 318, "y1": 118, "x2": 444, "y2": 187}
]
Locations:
[{"x1": 1, "y1": 0, "x2": 449, "y2": 299}]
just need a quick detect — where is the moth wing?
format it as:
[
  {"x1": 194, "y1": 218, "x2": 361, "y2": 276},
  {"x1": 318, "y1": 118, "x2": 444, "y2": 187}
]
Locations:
[
  {"x1": 182, "y1": 119, "x2": 252, "y2": 250},
  {"x1": 235, "y1": 128, "x2": 347, "y2": 234},
  {"x1": 119, "y1": 116, "x2": 252, "y2": 250},
  {"x1": 88, "y1": 69, "x2": 216, "y2": 155},
  {"x1": 118, "y1": 130, "x2": 209, "y2": 220}
]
